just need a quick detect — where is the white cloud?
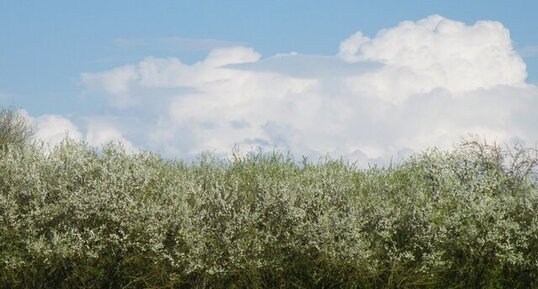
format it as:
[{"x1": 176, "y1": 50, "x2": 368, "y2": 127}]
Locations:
[
  {"x1": 33, "y1": 115, "x2": 82, "y2": 147},
  {"x1": 31, "y1": 114, "x2": 138, "y2": 154},
  {"x1": 76, "y1": 15, "x2": 537, "y2": 164},
  {"x1": 81, "y1": 46, "x2": 260, "y2": 109},
  {"x1": 339, "y1": 15, "x2": 527, "y2": 102},
  {"x1": 85, "y1": 120, "x2": 138, "y2": 153},
  {"x1": 338, "y1": 31, "x2": 370, "y2": 62},
  {"x1": 81, "y1": 65, "x2": 139, "y2": 108}
]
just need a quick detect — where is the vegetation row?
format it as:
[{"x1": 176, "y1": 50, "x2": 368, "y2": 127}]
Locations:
[{"x1": 1, "y1": 108, "x2": 538, "y2": 288}]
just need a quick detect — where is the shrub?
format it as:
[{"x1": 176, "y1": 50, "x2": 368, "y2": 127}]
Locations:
[
  {"x1": 0, "y1": 136, "x2": 537, "y2": 288},
  {"x1": 0, "y1": 107, "x2": 35, "y2": 148}
]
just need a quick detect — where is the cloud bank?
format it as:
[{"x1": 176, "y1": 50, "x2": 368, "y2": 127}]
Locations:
[{"x1": 38, "y1": 15, "x2": 538, "y2": 163}]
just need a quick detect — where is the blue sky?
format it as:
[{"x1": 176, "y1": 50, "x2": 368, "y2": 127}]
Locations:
[{"x1": 1, "y1": 1, "x2": 538, "y2": 162}]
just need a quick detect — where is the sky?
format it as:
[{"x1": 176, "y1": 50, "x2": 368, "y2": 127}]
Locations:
[{"x1": 1, "y1": 1, "x2": 538, "y2": 163}]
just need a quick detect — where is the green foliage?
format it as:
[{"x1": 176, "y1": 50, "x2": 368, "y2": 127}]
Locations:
[
  {"x1": 0, "y1": 136, "x2": 537, "y2": 288},
  {"x1": 0, "y1": 107, "x2": 35, "y2": 148}
]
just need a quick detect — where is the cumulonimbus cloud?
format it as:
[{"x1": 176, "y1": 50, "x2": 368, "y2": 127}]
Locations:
[{"x1": 42, "y1": 15, "x2": 538, "y2": 163}]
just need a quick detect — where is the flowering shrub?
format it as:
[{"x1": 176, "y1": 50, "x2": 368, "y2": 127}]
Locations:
[{"x1": 0, "y1": 138, "x2": 537, "y2": 288}]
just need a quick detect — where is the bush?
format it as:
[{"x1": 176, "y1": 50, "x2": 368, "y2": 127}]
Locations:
[
  {"x1": 0, "y1": 107, "x2": 35, "y2": 148},
  {"x1": 0, "y1": 136, "x2": 537, "y2": 288}
]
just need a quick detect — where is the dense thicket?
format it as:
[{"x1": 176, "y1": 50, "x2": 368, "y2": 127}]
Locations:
[{"x1": 0, "y1": 122, "x2": 537, "y2": 288}]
